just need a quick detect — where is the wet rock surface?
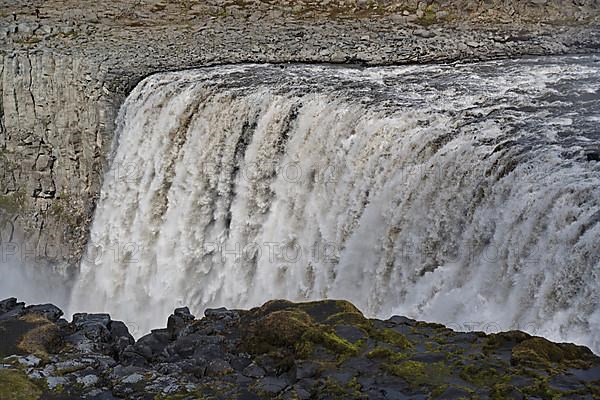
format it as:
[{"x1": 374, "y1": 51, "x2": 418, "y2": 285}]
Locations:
[{"x1": 0, "y1": 297, "x2": 599, "y2": 399}]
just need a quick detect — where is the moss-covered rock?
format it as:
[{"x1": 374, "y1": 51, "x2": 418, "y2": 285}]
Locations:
[
  {"x1": 511, "y1": 337, "x2": 595, "y2": 370},
  {"x1": 242, "y1": 300, "x2": 366, "y2": 361},
  {"x1": 2, "y1": 298, "x2": 599, "y2": 399},
  {"x1": 0, "y1": 314, "x2": 62, "y2": 361},
  {"x1": 372, "y1": 328, "x2": 413, "y2": 350},
  {"x1": 0, "y1": 369, "x2": 42, "y2": 400},
  {"x1": 16, "y1": 315, "x2": 63, "y2": 361},
  {"x1": 382, "y1": 360, "x2": 450, "y2": 387}
]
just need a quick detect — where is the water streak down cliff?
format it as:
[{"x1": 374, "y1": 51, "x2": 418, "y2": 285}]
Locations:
[{"x1": 71, "y1": 57, "x2": 600, "y2": 353}]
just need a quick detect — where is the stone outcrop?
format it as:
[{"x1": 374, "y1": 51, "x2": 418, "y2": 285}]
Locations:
[
  {"x1": 1, "y1": 298, "x2": 599, "y2": 399},
  {"x1": 0, "y1": 0, "x2": 599, "y2": 269}
]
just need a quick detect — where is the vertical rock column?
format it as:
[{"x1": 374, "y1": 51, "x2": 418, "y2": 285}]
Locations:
[{"x1": 0, "y1": 50, "x2": 119, "y2": 269}]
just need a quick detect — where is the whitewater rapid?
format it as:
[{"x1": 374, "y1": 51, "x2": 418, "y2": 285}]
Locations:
[{"x1": 70, "y1": 56, "x2": 600, "y2": 352}]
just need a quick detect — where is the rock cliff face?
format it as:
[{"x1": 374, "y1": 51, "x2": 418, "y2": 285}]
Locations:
[
  {"x1": 1, "y1": 298, "x2": 599, "y2": 399},
  {"x1": 0, "y1": 52, "x2": 119, "y2": 266},
  {"x1": 0, "y1": 0, "x2": 599, "y2": 268}
]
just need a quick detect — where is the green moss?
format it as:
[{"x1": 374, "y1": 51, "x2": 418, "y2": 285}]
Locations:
[
  {"x1": 383, "y1": 360, "x2": 425, "y2": 380},
  {"x1": 297, "y1": 300, "x2": 364, "y2": 324},
  {"x1": 366, "y1": 347, "x2": 406, "y2": 362},
  {"x1": 346, "y1": 377, "x2": 362, "y2": 393},
  {"x1": 294, "y1": 338, "x2": 315, "y2": 359},
  {"x1": 0, "y1": 369, "x2": 42, "y2": 400},
  {"x1": 249, "y1": 299, "x2": 365, "y2": 324},
  {"x1": 511, "y1": 337, "x2": 594, "y2": 370},
  {"x1": 319, "y1": 331, "x2": 360, "y2": 356},
  {"x1": 325, "y1": 311, "x2": 370, "y2": 328},
  {"x1": 521, "y1": 376, "x2": 563, "y2": 400},
  {"x1": 382, "y1": 360, "x2": 450, "y2": 387},
  {"x1": 372, "y1": 328, "x2": 412, "y2": 350},
  {"x1": 430, "y1": 384, "x2": 475, "y2": 399},
  {"x1": 257, "y1": 310, "x2": 312, "y2": 347},
  {"x1": 319, "y1": 376, "x2": 366, "y2": 399},
  {"x1": 16, "y1": 315, "x2": 62, "y2": 362},
  {"x1": 484, "y1": 331, "x2": 530, "y2": 353},
  {"x1": 320, "y1": 377, "x2": 347, "y2": 398},
  {"x1": 460, "y1": 364, "x2": 508, "y2": 387},
  {"x1": 430, "y1": 384, "x2": 448, "y2": 398},
  {"x1": 413, "y1": 320, "x2": 447, "y2": 330},
  {"x1": 425, "y1": 341, "x2": 442, "y2": 352},
  {"x1": 490, "y1": 383, "x2": 523, "y2": 400},
  {"x1": 50, "y1": 383, "x2": 64, "y2": 394},
  {"x1": 243, "y1": 300, "x2": 367, "y2": 361}
]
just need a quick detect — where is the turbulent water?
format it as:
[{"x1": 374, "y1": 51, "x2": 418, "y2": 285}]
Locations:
[{"x1": 70, "y1": 56, "x2": 600, "y2": 352}]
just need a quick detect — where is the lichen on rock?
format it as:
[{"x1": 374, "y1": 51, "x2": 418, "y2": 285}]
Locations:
[{"x1": 1, "y1": 297, "x2": 598, "y2": 399}]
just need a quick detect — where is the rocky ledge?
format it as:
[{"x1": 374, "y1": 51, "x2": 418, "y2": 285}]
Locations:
[{"x1": 0, "y1": 298, "x2": 599, "y2": 399}]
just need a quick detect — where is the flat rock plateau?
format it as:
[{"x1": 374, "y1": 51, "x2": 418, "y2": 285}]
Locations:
[{"x1": 1, "y1": 298, "x2": 599, "y2": 399}]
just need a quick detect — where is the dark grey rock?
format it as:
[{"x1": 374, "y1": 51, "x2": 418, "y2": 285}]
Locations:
[
  {"x1": 88, "y1": 391, "x2": 120, "y2": 400},
  {"x1": 78, "y1": 321, "x2": 112, "y2": 342},
  {"x1": 192, "y1": 343, "x2": 225, "y2": 361},
  {"x1": 133, "y1": 329, "x2": 171, "y2": 361},
  {"x1": 290, "y1": 385, "x2": 311, "y2": 400},
  {"x1": 3, "y1": 298, "x2": 599, "y2": 399},
  {"x1": 410, "y1": 352, "x2": 446, "y2": 363},
  {"x1": 255, "y1": 376, "x2": 288, "y2": 394},
  {"x1": 294, "y1": 360, "x2": 320, "y2": 379},
  {"x1": 340, "y1": 357, "x2": 376, "y2": 373},
  {"x1": 243, "y1": 362, "x2": 266, "y2": 379},
  {"x1": 438, "y1": 386, "x2": 476, "y2": 399},
  {"x1": 237, "y1": 389, "x2": 262, "y2": 400},
  {"x1": 568, "y1": 366, "x2": 600, "y2": 382},
  {"x1": 230, "y1": 354, "x2": 252, "y2": 371},
  {"x1": 165, "y1": 334, "x2": 204, "y2": 359},
  {"x1": 0, "y1": 298, "x2": 20, "y2": 314},
  {"x1": 322, "y1": 369, "x2": 356, "y2": 385},
  {"x1": 167, "y1": 307, "x2": 195, "y2": 338},
  {"x1": 205, "y1": 307, "x2": 239, "y2": 322},
  {"x1": 73, "y1": 313, "x2": 111, "y2": 327},
  {"x1": 25, "y1": 304, "x2": 63, "y2": 322},
  {"x1": 206, "y1": 359, "x2": 233, "y2": 376},
  {"x1": 335, "y1": 324, "x2": 366, "y2": 343},
  {"x1": 386, "y1": 316, "x2": 417, "y2": 326}
]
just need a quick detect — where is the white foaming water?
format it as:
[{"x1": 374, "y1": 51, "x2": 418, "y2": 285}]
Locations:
[{"x1": 70, "y1": 57, "x2": 600, "y2": 352}]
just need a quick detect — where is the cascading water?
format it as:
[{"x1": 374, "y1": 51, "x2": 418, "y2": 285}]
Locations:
[{"x1": 70, "y1": 56, "x2": 600, "y2": 353}]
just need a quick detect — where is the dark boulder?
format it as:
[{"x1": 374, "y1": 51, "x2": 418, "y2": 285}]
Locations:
[
  {"x1": 0, "y1": 297, "x2": 22, "y2": 314},
  {"x1": 167, "y1": 306, "x2": 195, "y2": 339},
  {"x1": 24, "y1": 304, "x2": 63, "y2": 322}
]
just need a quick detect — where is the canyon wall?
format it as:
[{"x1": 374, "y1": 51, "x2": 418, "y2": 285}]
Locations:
[
  {"x1": 0, "y1": 0, "x2": 599, "y2": 268},
  {"x1": 0, "y1": 52, "x2": 119, "y2": 267}
]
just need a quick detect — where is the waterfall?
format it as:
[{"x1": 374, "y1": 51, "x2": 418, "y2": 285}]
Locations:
[{"x1": 70, "y1": 57, "x2": 600, "y2": 352}]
